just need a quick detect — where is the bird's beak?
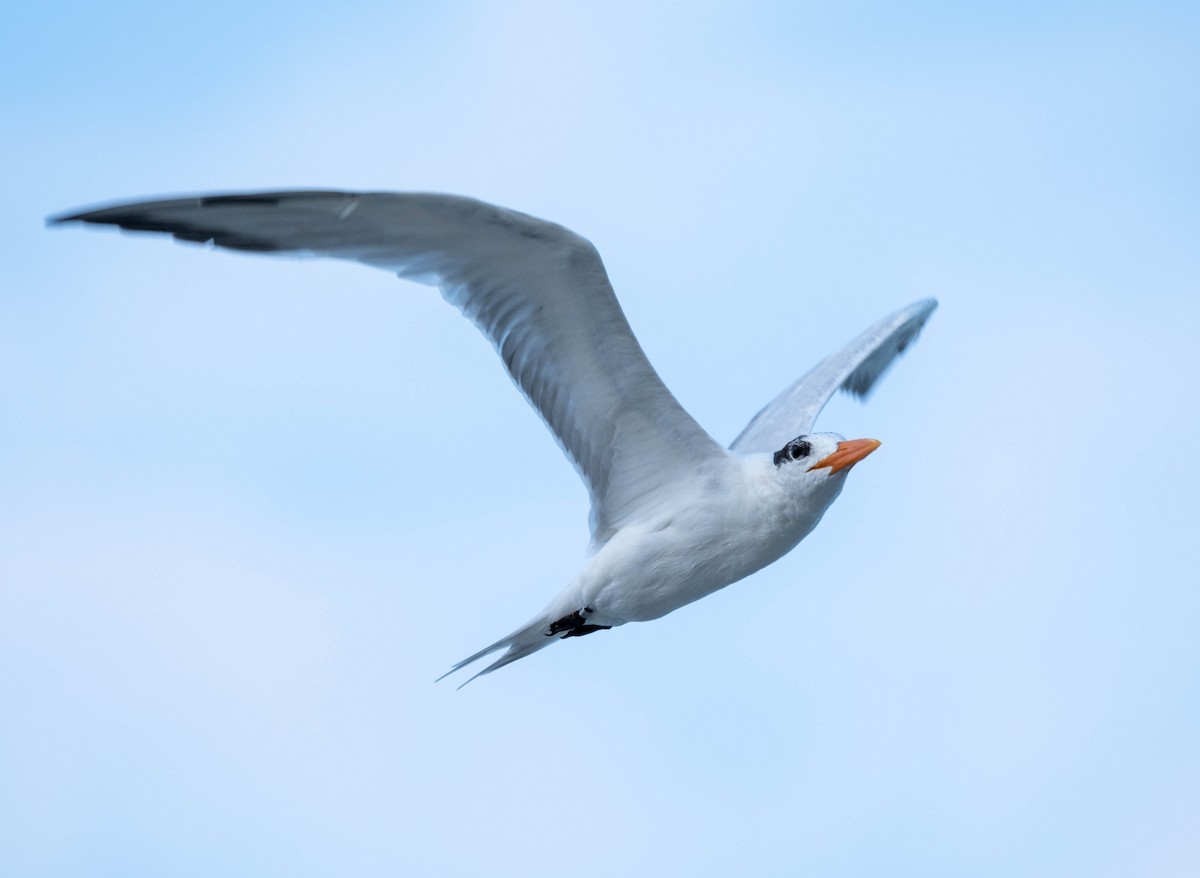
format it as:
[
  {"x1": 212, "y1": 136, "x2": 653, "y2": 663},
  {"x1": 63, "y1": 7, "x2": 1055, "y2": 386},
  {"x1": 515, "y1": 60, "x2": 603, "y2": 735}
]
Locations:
[{"x1": 807, "y1": 438, "x2": 881, "y2": 474}]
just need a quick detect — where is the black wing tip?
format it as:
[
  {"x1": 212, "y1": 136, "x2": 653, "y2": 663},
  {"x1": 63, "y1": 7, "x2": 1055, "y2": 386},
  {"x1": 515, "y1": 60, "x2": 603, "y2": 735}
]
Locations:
[
  {"x1": 46, "y1": 210, "x2": 88, "y2": 226},
  {"x1": 45, "y1": 209, "x2": 155, "y2": 231},
  {"x1": 45, "y1": 205, "x2": 176, "y2": 229},
  {"x1": 47, "y1": 189, "x2": 364, "y2": 228},
  {"x1": 45, "y1": 193, "x2": 316, "y2": 251},
  {"x1": 45, "y1": 197, "x2": 194, "y2": 228},
  {"x1": 46, "y1": 212, "x2": 279, "y2": 251}
]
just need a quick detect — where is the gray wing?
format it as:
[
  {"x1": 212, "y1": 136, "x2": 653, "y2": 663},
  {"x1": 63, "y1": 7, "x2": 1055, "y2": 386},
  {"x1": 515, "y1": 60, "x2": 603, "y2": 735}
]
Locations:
[
  {"x1": 52, "y1": 191, "x2": 728, "y2": 545},
  {"x1": 730, "y1": 298, "x2": 937, "y2": 453}
]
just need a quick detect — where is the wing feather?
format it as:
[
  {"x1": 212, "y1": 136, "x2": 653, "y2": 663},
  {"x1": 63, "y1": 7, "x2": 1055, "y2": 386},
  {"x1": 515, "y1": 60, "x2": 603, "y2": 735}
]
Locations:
[
  {"x1": 730, "y1": 299, "x2": 937, "y2": 453},
  {"x1": 52, "y1": 191, "x2": 728, "y2": 544}
]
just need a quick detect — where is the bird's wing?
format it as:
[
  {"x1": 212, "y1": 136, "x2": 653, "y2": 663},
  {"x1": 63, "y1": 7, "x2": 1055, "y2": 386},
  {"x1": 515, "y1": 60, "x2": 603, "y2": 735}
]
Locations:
[
  {"x1": 52, "y1": 191, "x2": 728, "y2": 545},
  {"x1": 730, "y1": 298, "x2": 937, "y2": 453}
]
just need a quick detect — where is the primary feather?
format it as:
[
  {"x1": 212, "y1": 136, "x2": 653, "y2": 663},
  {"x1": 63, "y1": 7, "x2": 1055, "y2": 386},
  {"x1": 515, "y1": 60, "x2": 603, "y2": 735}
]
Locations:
[{"x1": 52, "y1": 191, "x2": 727, "y2": 546}]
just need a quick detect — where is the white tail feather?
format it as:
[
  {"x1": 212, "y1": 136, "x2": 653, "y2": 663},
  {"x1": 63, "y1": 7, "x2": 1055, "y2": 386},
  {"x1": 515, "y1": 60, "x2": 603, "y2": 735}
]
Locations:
[{"x1": 436, "y1": 616, "x2": 558, "y2": 688}]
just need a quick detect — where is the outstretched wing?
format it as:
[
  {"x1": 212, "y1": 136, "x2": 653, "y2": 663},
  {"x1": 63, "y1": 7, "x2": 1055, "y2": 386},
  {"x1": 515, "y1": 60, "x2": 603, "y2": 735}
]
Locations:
[
  {"x1": 52, "y1": 191, "x2": 728, "y2": 545},
  {"x1": 730, "y1": 298, "x2": 937, "y2": 453}
]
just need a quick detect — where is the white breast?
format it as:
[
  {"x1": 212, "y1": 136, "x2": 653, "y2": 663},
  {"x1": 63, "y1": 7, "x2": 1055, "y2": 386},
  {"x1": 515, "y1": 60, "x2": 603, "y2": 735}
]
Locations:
[{"x1": 568, "y1": 455, "x2": 842, "y2": 624}]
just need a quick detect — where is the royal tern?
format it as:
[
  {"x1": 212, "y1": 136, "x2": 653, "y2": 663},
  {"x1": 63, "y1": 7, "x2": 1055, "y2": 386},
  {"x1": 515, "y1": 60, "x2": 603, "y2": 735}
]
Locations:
[{"x1": 51, "y1": 191, "x2": 936, "y2": 685}]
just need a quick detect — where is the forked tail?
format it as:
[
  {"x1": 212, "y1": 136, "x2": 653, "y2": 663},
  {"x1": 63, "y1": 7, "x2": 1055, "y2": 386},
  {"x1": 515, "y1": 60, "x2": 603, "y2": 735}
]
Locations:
[{"x1": 436, "y1": 616, "x2": 558, "y2": 689}]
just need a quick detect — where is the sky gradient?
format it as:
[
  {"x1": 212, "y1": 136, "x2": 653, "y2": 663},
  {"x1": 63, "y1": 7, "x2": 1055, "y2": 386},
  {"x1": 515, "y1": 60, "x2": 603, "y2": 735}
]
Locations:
[{"x1": 3, "y1": 3, "x2": 1199, "y2": 876}]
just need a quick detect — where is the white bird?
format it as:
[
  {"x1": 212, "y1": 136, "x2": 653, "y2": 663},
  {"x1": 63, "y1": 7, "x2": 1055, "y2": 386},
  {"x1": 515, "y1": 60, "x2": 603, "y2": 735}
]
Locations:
[{"x1": 51, "y1": 191, "x2": 936, "y2": 685}]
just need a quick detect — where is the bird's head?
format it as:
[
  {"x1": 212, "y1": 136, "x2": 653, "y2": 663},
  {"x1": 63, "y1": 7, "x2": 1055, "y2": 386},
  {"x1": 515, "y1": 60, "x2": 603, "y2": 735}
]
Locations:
[
  {"x1": 752, "y1": 432, "x2": 882, "y2": 537},
  {"x1": 772, "y1": 432, "x2": 881, "y2": 490}
]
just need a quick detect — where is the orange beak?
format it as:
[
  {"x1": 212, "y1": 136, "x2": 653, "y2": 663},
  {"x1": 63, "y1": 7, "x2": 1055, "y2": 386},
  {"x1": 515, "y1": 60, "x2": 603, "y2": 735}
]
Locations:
[{"x1": 807, "y1": 438, "x2": 882, "y2": 475}]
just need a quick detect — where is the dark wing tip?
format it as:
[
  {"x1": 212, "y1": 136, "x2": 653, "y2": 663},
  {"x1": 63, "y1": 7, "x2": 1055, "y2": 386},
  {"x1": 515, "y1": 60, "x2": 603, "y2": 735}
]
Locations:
[
  {"x1": 46, "y1": 210, "x2": 89, "y2": 226},
  {"x1": 47, "y1": 210, "x2": 280, "y2": 252},
  {"x1": 45, "y1": 192, "x2": 319, "y2": 251},
  {"x1": 47, "y1": 189, "x2": 356, "y2": 227},
  {"x1": 45, "y1": 204, "x2": 183, "y2": 229},
  {"x1": 840, "y1": 298, "x2": 938, "y2": 399}
]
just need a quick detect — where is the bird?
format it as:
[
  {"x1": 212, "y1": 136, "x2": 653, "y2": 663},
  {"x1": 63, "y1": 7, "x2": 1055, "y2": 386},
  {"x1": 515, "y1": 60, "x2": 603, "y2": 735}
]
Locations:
[{"x1": 50, "y1": 190, "x2": 937, "y2": 685}]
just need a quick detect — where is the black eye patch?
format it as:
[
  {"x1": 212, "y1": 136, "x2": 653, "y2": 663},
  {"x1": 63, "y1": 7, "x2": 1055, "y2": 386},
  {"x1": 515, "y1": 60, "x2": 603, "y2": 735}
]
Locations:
[{"x1": 773, "y1": 437, "x2": 812, "y2": 466}]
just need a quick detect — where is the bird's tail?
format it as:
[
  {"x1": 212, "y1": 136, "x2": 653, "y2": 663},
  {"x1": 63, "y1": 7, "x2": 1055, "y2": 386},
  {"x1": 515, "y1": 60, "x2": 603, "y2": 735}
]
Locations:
[{"x1": 436, "y1": 615, "x2": 557, "y2": 688}]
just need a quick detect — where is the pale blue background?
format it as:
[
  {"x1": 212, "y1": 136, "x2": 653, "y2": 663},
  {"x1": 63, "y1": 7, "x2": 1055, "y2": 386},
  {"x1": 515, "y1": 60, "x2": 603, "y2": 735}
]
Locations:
[{"x1": 3, "y1": 3, "x2": 1198, "y2": 876}]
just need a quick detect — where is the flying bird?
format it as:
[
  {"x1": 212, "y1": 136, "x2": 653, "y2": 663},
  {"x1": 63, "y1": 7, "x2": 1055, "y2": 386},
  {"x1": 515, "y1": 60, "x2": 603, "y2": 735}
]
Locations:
[{"x1": 51, "y1": 191, "x2": 936, "y2": 685}]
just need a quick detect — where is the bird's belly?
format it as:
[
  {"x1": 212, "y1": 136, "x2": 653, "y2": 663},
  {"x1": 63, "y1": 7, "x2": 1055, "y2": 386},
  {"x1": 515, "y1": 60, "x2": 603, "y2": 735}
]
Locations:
[{"x1": 584, "y1": 513, "x2": 812, "y2": 624}]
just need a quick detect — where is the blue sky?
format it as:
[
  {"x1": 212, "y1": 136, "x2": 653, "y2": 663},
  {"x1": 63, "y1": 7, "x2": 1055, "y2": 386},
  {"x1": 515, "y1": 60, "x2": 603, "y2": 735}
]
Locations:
[{"x1": 3, "y1": 2, "x2": 1198, "y2": 876}]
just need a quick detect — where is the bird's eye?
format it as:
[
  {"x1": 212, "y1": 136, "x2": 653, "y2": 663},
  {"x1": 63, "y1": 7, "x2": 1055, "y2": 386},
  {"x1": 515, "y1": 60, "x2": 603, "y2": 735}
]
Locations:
[{"x1": 773, "y1": 437, "x2": 812, "y2": 466}]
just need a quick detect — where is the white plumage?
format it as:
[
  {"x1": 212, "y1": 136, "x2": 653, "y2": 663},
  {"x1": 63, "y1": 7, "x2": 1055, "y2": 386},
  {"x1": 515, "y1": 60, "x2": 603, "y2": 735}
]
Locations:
[{"x1": 52, "y1": 191, "x2": 936, "y2": 685}]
